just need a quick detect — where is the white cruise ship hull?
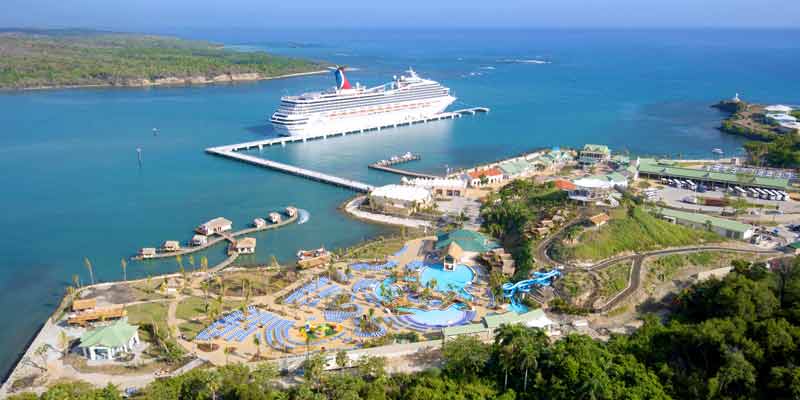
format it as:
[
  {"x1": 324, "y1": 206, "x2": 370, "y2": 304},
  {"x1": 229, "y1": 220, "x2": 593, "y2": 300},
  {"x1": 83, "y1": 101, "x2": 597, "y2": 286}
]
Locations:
[{"x1": 272, "y1": 96, "x2": 455, "y2": 137}]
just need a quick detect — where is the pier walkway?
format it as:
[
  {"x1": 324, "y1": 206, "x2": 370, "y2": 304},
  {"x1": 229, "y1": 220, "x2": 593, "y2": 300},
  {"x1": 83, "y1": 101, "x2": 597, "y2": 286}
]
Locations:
[
  {"x1": 205, "y1": 107, "x2": 488, "y2": 192},
  {"x1": 367, "y1": 164, "x2": 441, "y2": 179},
  {"x1": 134, "y1": 212, "x2": 298, "y2": 260}
]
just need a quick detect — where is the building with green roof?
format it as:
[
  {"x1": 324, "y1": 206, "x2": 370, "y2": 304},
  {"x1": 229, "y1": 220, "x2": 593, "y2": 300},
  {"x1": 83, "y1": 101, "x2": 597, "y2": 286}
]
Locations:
[
  {"x1": 498, "y1": 159, "x2": 534, "y2": 177},
  {"x1": 637, "y1": 158, "x2": 790, "y2": 190},
  {"x1": 78, "y1": 317, "x2": 140, "y2": 360},
  {"x1": 442, "y1": 309, "x2": 556, "y2": 341},
  {"x1": 579, "y1": 144, "x2": 611, "y2": 166},
  {"x1": 655, "y1": 207, "x2": 755, "y2": 241}
]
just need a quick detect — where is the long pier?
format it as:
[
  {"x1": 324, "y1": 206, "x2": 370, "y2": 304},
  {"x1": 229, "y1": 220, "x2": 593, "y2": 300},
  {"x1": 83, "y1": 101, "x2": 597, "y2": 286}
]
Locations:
[
  {"x1": 206, "y1": 107, "x2": 489, "y2": 192},
  {"x1": 367, "y1": 164, "x2": 441, "y2": 179},
  {"x1": 134, "y1": 212, "x2": 299, "y2": 260}
]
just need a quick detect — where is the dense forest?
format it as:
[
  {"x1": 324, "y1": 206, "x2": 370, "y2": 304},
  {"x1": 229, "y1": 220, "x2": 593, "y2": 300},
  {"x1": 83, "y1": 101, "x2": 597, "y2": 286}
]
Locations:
[
  {"x1": 14, "y1": 256, "x2": 800, "y2": 399},
  {"x1": 0, "y1": 29, "x2": 323, "y2": 89}
]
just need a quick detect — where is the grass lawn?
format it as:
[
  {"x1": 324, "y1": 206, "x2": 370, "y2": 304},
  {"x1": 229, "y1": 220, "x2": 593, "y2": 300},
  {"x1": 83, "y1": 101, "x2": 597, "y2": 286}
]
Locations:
[
  {"x1": 648, "y1": 252, "x2": 722, "y2": 283},
  {"x1": 176, "y1": 296, "x2": 240, "y2": 321},
  {"x1": 178, "y1": 320, "x2": 206, "y2": 340},
  {"x1": 597, "y1": 262, "x2": 632, "y2": 298},
  {"x1": 556, "y1": 207, "x2": 722, "y2": 261},
  {"x1": 126, "y1": 302, "x2": 168, "y2": 343},
  {"x1": 344, "y1": 236, "x2": 409, "y2": 259}
]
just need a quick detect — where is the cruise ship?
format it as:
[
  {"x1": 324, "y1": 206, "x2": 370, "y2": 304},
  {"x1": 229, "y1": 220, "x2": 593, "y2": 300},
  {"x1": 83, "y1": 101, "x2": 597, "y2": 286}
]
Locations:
[{"x1": 270, "y1": 67, "x2": 456, "y2": 136}]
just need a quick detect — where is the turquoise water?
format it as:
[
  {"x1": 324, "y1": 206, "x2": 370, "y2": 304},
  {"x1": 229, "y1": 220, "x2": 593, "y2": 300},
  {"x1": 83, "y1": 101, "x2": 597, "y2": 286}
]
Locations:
[
  {"x1": 374, "y1": 277, "x2": 401, "y2": 302},
  {"x1": 419, "y1": 263, "x2": 475, "y2": 299},
  {"x1": 398, "y1": 304, "x2": 466, "y2": 327},
  {"x1": 1, "y1": 28, "x2": 799, "y2": 377}
]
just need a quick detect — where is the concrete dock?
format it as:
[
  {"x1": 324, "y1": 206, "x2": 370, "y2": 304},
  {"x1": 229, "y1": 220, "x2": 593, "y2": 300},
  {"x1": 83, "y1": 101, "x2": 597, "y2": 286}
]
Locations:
[{"x1": 205, "y1": 107, "x2": 489, "y2": 192}]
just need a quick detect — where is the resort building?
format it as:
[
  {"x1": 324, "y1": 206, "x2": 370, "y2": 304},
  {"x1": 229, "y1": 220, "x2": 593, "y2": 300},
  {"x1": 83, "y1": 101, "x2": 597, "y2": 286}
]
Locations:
[
  {"x1": 77, "y1": 318, "x2": 140, "y2": 361},
  {"x1": 231, "y1": 237, "x2": 257, "y2": 255},
  {"x1": 191, "y1": 234, "x2": 208, "y2": 246},
  {"x1": 162, "y1": 240, "x2": 181, "y2": 252},
  {"x1": 765, "y1": 113, "x2": 798, "y2": 126},
  {"x1": 578, "y1": 144, "x2": 611, "y2": 166},
  {"x1": 567, "y1": 173, "x2": 628, "y2": 204},
  {"x1": 72, "y1": 298, "x2": 97, "y2": 312},
  {"x1": 269, "y1": 212, "x2": 282, "y2": 224},
  {"x1": 138, "y1": 247, "x2": 156, "y2": 259},
  {"x1": 68, "y1": 304, "x2": 126, "y2": 326},
  {"x1": 285, "y1": 206, "x2": 298, "y2": 217},
  {"x1": 402, "y1": 177, "x2": 467, "y2": 198},
  {"x1": 498, "y1": 159, "x2": 536, "y2": 178},
  {"x1": 466, "y1": 168, "x2": 504, "y2": 187},
  {"x1": 297, "y1": 248, "x2": 332, "y2": 269},
  {"x1": 656, "y1": 208, "x2": 755, "y2": 241},
  {"x1": 589, "y1": 213, "x2": 610, "y2": 227},
  {"x1": 637, "y1": 158, "x2": 791, "y2": 191},
  {"x1": 368, "y1": 184, "x2": 433, "y2": 216},
  {"x1": 253, "y1": 218, "x2": 267, "y2": 228},
  {"x1": 778, "y1": 122, "x2": 800, "y2": 134},
  {"x1": 442, "y1": 309, "x2": 556, "y2": 341},
  {"x1": 434, "y1": 229, "x2": 500, "y2": 267},
  {"x1": 196, "y1": 217, "x2": 233, "y2": 236},
  {"x1": 764, "y1": 104, "x2": 794, "y2": 114}
]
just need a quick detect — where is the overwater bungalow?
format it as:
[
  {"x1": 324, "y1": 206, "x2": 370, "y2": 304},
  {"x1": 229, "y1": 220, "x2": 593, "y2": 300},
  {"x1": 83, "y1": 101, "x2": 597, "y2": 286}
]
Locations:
[
  {"x1": 268, "y1": 212, "x2": 282, "y2": 224},
  {"x1": 196, "y1": 217, "x2": 232, "y2": 235},
  {"x1": 162, "y1": 240, "x2": 181, "y2": 252},
  {"x1": 191, "y1": 234, "x2": 208, "y2": 246},
  {"x1": 285, "y1": 206, "x2": 298, "y2": 217},
  {"x1": 253, "y1": 218, "x2": 267, "y2": 228},
  {"x1": 230, "y1": 237, "x2": 257, "y2": 255},
  {"x1": 139, "y1": 247, "x2": 156, "y2": 259}
]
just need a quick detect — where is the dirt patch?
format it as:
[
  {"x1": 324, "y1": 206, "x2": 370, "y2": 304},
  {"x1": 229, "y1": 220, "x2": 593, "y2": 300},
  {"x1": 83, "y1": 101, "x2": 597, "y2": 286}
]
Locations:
[{"x1": 81, "y1": 284, "x2": 142, "y2": 305}]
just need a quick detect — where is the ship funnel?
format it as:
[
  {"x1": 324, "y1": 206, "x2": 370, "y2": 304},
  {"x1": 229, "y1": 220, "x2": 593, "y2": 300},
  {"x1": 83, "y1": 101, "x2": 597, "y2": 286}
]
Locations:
[{"x1": 334, "y1": 66, "x2": 352, "y2": 90}]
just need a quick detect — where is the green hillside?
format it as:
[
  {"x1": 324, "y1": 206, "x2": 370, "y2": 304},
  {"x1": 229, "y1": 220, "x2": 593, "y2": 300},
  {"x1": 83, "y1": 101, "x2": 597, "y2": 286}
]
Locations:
[{"x1": 0, "y1": 29, "x2": 324, "y2": 89}]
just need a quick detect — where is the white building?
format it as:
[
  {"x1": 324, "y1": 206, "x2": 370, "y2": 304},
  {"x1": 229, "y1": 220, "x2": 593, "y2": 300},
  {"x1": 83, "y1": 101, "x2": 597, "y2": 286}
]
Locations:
[
  {"x1": 268, "y1": 212, "x2": 282, "y2": 224},
  {"x1": 196, "y1": 217, "x2": 232, "y2": 235},
  {"x1": 138, "y1": 247, "x2": 156, "y2": 259},
  {"x1": 779, "y1": 122, "x2": 800, "y2": 134},
  {"x1": 466, "y1": 168, "x2": 504, "y2": 187},
  {"x1": 764, "y1": 104, "x2": 794, "y2": 114},
  {"x1": 77, "y1": 318, "x2": 140, "y2": 361},
  {"x1": 253, "y1": 218, "x2": 267, "y2": 228},
  {"x1": 162, "y1": 240, "x2": 180, "y2": 252},
  {"x1": 368, "y1": 184, "x2": 433, "y2": 216},
  {"x1": 766, "y1": 113, "x2": 798, "y2": 125},
  {"x1": 402, "y1": 177, "x2": 467, "y2": 198},
  {"x1": 232, "y1": 237, "x2": 257, "y2": 254},
  {"x1": 191, "y1": 234, "x2": 208, "y2": 246}
]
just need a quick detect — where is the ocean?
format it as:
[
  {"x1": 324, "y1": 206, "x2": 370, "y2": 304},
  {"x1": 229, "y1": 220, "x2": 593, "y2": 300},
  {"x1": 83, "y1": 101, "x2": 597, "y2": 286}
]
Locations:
[{"x1": 0, "y1": 28, "x2": 798, "y2": 378}]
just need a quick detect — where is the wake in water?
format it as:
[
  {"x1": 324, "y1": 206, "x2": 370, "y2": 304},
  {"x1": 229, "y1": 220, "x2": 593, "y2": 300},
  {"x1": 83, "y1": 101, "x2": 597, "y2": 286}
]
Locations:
[
  {"x1": 297, "y1": 209, "x2": 310, "y2": 224},
  {"x1": 499, "y1": 59, "x2": 551, "y2": 64}
]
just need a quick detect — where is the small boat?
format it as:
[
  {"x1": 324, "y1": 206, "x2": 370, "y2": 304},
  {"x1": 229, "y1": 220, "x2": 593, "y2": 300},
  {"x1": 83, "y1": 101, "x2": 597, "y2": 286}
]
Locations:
[{"x1": 712, "y1": 148, "x2": 724, "y2": 155}]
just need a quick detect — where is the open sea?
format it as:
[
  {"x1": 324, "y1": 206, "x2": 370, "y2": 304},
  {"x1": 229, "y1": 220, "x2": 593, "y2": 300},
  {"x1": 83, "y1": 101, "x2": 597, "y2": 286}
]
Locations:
[{"x1": 1, "y1": 28, "x2": 799, "y2": 378}]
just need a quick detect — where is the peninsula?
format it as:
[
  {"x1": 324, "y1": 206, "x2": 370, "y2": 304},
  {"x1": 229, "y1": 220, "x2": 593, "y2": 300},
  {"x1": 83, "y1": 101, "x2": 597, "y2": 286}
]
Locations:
[{"x1": 0, "y1": 29, "x2": 326, "y2": 90}]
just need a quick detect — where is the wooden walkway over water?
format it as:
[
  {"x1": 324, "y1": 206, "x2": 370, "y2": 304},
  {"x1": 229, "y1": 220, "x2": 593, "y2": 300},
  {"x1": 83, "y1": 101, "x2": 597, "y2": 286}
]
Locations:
[
  {"x1": 133, "y1": 212, "x2": 298, "y2": 260},
  {"x1": 205, "y1": 107, "x2": 489, "y2": 192}
]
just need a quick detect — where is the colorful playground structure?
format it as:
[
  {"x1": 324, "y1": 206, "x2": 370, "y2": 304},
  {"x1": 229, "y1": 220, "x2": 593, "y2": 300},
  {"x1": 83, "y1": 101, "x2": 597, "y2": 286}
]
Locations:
[{"x1": 502, "y1": 269, "x2": 562, "y2": 311}]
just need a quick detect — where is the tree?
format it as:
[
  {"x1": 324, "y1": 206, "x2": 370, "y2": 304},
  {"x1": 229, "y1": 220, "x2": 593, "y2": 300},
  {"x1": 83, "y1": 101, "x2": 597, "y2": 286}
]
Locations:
[
  {"x1": 302, "y1": 353, "x2": 326, "y2": 386},
  {"x1": 224, "y1": 346, "x2": 234, "y2": 364},
  {"x1": 120, "y1": 258, "x2": 127, "y2": 281},
  {"x1": 253, "y1": 334, "x2": 261, "y2": 359},
  {"x1": 442, "y1": 335, "x2": 490, "y2": 379},
  {"x1": 83, "y1": 257, "x2": 95, "y2": 285},
  {"x1": 58, "y1": 331, "x2": 70, "y2": 358},
  {"x1": 356, "y1": 355, "x2": 386, "y2": 380},
  {"x1": 336, "y1": 350, "x2": 349, "y2": 369},
  {"x1": 200, "y1": 255, "x2": 209, "y2": 273}
]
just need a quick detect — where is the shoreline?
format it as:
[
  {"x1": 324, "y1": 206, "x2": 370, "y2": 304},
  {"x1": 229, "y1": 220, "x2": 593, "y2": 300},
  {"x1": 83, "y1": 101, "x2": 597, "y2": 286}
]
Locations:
[{"x1": 0, "y1": 70, "x2": 329, "y2": 92}]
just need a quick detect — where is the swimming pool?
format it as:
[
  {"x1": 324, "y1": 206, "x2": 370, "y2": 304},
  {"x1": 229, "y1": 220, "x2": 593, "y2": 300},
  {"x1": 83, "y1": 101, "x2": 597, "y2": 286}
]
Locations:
[
  {"x1": 419, "y1": 263, "x2": 475, "y2": 300},
  {"x1": 398, "y1": 304, "x2": 473, "y2": 327},
  {"x1": 373, "y1": 277, "x2": 402, "y2": 302}
]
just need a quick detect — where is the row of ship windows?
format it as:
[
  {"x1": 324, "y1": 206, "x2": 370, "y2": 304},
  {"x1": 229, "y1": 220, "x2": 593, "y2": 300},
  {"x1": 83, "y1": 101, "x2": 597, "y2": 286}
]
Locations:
[
  {"x1": 272, "y1": 101, "x2": 437, "y2": 125},
  {"x1": 280, "y1": 89, "x2": 449, "y2": 110},
  {"x1": 278, "y1": 90, "x2": 449, "y2": 114},
  {"x1": 292, "y1": 83, "x2": 444, "y2": 103}
]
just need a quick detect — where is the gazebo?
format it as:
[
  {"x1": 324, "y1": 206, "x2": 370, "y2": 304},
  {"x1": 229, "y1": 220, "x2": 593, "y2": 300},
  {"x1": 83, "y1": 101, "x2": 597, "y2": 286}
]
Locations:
[{"x1": 77, "y1": 318, "x2": 140, "y2": 361}]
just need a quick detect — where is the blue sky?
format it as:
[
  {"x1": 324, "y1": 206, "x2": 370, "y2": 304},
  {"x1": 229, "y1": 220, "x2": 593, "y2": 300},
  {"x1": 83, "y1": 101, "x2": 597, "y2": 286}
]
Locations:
[{"x1": 2, "y1": 0, "x2": 799, "y2": 30}]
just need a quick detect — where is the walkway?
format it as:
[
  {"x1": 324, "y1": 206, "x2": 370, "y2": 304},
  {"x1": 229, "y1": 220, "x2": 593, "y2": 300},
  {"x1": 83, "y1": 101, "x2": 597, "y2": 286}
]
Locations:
[{"x1": 135, "y1": 213, "x2": 298, "y2": 260}]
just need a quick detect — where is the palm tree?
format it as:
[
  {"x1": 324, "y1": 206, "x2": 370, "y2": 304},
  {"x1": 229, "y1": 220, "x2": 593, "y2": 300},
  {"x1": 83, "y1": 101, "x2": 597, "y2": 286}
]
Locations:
[
  {"x1": 201, "y1": 281, "x2": 209, "y2": 308},
  {"x1": 200, "y1": 256, "x2": 209, "y2": 274},
  {"x1": 336, "y1": 350, "x2": 348, "y2": 369},
  {"x1": 72, "y1": 274, "x2": 81, "y2": 289},
  {"x1": 84, "y1": 257, "x2": 95, "y2": 285},
  {"x1": 253, "y1": 334, "x2": 261, "y2": 359},
  {"x1": 58, "y1": 331, "x2": 70, "y2": 358},
  {"x1": 120, "y1": 258, "x2": 127, "y2": 281},
  {"x1": 188, "y1": 255, "x2": 195, "y2": 271},
  {"x1": 223, "y1": 346, "x2": 234, "y2": 364},
  {"x1": 176, "y1": 254, "x2": 183, "y2": 271}
]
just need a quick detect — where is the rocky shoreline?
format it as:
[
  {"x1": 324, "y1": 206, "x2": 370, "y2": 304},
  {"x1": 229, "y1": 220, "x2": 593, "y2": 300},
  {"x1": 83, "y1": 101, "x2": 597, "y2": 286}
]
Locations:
[{"x1": 1, "y1": 70, "x2": 328, "y2": 92}]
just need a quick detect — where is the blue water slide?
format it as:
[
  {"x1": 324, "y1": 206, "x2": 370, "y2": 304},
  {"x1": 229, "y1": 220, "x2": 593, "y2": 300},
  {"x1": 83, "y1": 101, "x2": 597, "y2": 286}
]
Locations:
[{"x1": 501, "y1": 269, "x2": 561, "y2": 309}]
